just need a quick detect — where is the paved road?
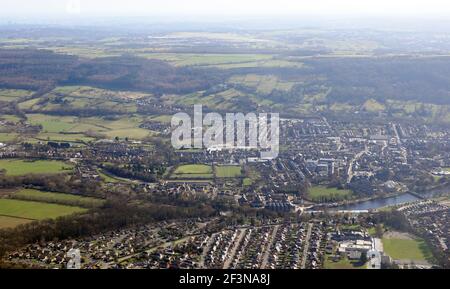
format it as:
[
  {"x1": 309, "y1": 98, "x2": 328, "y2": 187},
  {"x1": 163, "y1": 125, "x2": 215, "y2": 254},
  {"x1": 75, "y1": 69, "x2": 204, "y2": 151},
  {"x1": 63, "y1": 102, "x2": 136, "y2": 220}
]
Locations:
[
  {"x1": 347, "y1": 146, "x2": 368, "y2": 183},
  {"x1": 392, "y1": 123, "x2": 402, "y2": 145},
  {"x1": 301, "y1": 223, "x2": 313, "y2": 269},
  {"x1": 199, "y1": 233, "x2": 217, "y2": 269},
  {"x1": 261, "y1": 225, "x2": 279, "y2": 269},
  {"x1": 223, "y1": 229, "x2": 246, "y2": 269}
]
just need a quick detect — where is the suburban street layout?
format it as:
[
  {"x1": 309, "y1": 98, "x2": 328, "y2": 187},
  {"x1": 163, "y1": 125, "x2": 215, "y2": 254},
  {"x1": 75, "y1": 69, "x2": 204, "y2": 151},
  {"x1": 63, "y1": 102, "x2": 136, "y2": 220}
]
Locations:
[{"x1": 0, "y1": 0, "x2": 450, "y2": 271}]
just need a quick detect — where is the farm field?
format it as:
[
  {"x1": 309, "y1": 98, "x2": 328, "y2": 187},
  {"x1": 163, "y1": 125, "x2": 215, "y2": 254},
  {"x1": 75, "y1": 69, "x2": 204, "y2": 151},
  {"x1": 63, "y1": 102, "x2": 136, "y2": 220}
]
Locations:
[
  {"x1": 0, "y1": 89, "x2": 33, "y2": 102},
  {"x1": 0, "y1": 114, "x2": 22, "y2": 123},
  {"x1": 25, "y1": 113, "x2": 152, "y2": 141},
  {"x1": 137, "y1": 53, "x2": 272, "y2": 66},
  {"x1": 0, "y1": 133, "x2": 19, "y2": 142},
  {"x1": 0, "y1": 159, "x2": 74, "y2": 176},
  {"x1": 0, "y1": 215, "x2": 33, "y2": 229},
  {"x1": 308, "y1": 186, "x2": 353, "y2": 202},
  {"x1": 26, "y1": 114, "x2": 77, "y2": 133},
  {"x1": 228, "y1": 74, "x2": 295, "y2": 94},
  {"x1": 0, "y1": 199, "x2": 87, "y2": 220},
  {"x1": 13, "y1": 189, "x2": 104, "y2": 208},
  {"x1": 215, "y1": 165, "x2": 242, "y2": 178},
  {"x1": 33, "y1": 132, "x2": 94, "y2": 143}
]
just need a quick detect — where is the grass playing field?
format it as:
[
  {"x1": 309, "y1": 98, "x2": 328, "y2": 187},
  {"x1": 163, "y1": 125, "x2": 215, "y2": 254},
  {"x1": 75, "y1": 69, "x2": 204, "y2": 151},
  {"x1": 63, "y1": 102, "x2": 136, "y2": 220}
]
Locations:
[
  {"x1": 172, "y1": 164, "x2": 214, "y2": 179},
  {"x1": 215, "y1": 165, "x2": 242, "y2": 178},
  {"x1": 382, "y1": 237, "x2": 433, "y2": 262},
  {"x1": 174, "y1": 164, "x2": 213, "y2": 174},
  {"x1": 307, "y1": 186, "x2": 353, "y2": 202},
  {"x1": 0, "y1": 159, "x2": 74, "y2": 176},
  {"x1": 0, "y1": 199, "x2": 87, "y2": 221},
  {"x1": 13, "y1": 189, "x2": 104, "y2": 208}
]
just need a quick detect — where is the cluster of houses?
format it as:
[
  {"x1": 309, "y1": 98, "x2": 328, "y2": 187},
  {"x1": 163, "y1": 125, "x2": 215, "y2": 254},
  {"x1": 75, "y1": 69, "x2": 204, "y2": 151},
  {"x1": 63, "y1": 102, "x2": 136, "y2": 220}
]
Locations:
[
  {"x1": 401, "y1": 201, "x2": 450, "y2": 263},
  {"x1": 8, "y1": 221, "x2": 201, "y2": 269}
]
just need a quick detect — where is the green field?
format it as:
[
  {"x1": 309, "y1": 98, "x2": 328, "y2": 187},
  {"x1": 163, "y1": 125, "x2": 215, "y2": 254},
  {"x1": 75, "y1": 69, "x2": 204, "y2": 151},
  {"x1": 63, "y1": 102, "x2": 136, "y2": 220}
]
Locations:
[
  {"x1": 243, "y1": 178, "x2": 254, "y2": 186},
  {"x1": 26, "y1": 114, "x2": 77, "y2": 133},
  {"x1": 13, "y1": 189, "x2": 104, "y2": 208},
  {"x1": 0, "y1": 89, "x2": 33, "y2": 102},
  {"x1": 174, "y1": 164, "x2": 212, "y2": 174},
  {"x1": 0, "y1": 115, "x2": 22, "y2": 123},
  {"x1": 382, "y1": 237, "x2": 433, "y2": 262},
  {"x1": 324, "y1": 255, "x2": 366, "y2": 269},
  {"x1": 98, "y1": 170, "x2": 121, "y2": 183},
  {"x1": 0, "y1": 199, "x2": 87, "y2": 220},
  {"x1": 0, "y1": 133, "x2": 18, "y2": 142},
  {"x1": 34, "y1": 132, "x2": 94, "y2": 143},
  {"x1": 228, "y1": 74, "x2": 295, "y2": 94},
  {"x1": 0, "y1": 215, "x2": 33, "y2": 229},
  {"x1": 26, "y1": 110, "x2": 151, "y2": 141},
  {"x1": 215, "y1": 165, "x2": 242, "y2": 178},
  {"x1": 172, "y1": 164, "x2": 214, "y2": 179},
  {"x1": 138, "y1": 53, "x2": 272, "y2": 66},
  {"x1": 308, "y1": 186, "x2": 352, "y2": 202},
  {"x1": 0, "y1": 159, "x2": 74, "y2": 176}
]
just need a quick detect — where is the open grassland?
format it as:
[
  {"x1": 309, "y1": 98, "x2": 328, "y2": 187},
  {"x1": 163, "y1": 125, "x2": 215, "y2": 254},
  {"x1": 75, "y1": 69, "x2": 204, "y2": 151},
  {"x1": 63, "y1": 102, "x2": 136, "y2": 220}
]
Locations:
[
  {"x1": 26, "y1": 114, "x2": 77, "y2": 133},
  {"x1": 229, "y1": 74, "x2": 295, "y2": 94},
  {"x1": 0, "y1": 159, "x2": 74, "y2": 176},
  {"x1": 172, "y1": 164, "x2": 214, "y2": 179},
  {"x1": 1, "y1": 115, "x2": 22, "y2": 123},
  {"x1": 382, "y1": 235, "x2": 433, "y2": 262},
  {"x1": 18, "y1": 98, "x2": 40, "y2": 110},
  {"x1": 0, "y1": 199, "x2": 87, "y2": 221},
  {"x1": 215, "y1": 165, "x2": 242, "y2": 178},
  {"x1": 48, "y1": 47, "x2": 119, "y2": 59},
  {"x1": 137, "y1": 53, "x2": 272, "y2": 67},
  {"x1": 0, "y1": 215, "x2": 33, "y2": 229},
  {"x1": 149, "y1": 115, "x2": 173, "y2": 124},
  {"x1": 0, "y1": 89, "x2": 33, "y2": 102},
  {"x1": 34, "y1": 132, "x2": 94, "y2": 143},
  {"x1": 308, "y1": 186, "x2": 352, "y2": 202},
  {"x1": 324, "y1": 255, "x2": 366, "y2": 269},
  {"x1": 13, "y1": 189, "x2": 104, "y2": 208},
  {"x1": 211, "y1": 59, "x2": 303, "y2": 69},
  {"x1": 98, "y1": 170, "x2": 121, "y2": 183},
  {"x1": 52, "y1": 86, "x2": 151, "y2": 101},
  {"x1": 25, "y1": 113, "x2": 152, "y2": 141},
  {"x1": 0, "y1": 133, "x2": 19, "y2": 142},
  {"x1": 22, "y1": 87, "x2": 140, "y2": 114}
]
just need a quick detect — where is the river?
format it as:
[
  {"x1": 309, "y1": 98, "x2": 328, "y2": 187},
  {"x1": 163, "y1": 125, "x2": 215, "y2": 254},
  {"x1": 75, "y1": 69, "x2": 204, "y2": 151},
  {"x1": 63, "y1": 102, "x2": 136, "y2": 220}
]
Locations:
[{"x1": 334, "y1": 193, "x2": 421, "y2": 211}]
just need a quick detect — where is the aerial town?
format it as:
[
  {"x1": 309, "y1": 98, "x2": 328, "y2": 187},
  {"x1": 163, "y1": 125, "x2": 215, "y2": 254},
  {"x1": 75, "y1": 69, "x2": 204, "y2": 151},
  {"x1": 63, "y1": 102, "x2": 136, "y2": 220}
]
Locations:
[{"x1": 1, "y1": 3, "x2": 450, "y2": 271}]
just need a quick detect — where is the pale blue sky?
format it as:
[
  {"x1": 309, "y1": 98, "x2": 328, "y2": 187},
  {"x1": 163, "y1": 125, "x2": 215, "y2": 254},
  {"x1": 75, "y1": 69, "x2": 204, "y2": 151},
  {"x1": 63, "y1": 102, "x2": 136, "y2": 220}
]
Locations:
[{"x1": 2, "y1": 0, "x2": 450, "y2": 18}]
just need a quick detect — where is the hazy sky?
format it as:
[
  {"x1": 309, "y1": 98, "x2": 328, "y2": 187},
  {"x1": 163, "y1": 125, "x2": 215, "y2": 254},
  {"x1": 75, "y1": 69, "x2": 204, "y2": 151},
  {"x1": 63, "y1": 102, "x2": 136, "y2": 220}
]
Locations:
[{"x1": 2, "y1": 0, "x2": 450, "y2": 18}]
